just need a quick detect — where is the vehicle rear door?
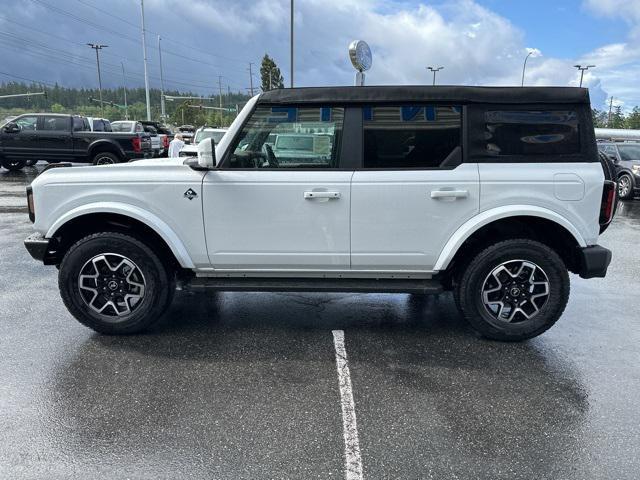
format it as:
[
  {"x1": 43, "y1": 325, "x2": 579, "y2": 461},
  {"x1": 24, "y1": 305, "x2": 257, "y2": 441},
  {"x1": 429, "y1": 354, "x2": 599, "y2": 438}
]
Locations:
[
  {"x1": 350, "y1": 104, "x2": 480, "y2": 271},
  {"x1": 1, "y1": 115, "x2": 40, "y2": 160},
  {"x1": 38, "y1": 115, "x2": 73, "y2": 161},
  {"x1": 202, "y1": 104, "x2": 356, "y2": 271}
]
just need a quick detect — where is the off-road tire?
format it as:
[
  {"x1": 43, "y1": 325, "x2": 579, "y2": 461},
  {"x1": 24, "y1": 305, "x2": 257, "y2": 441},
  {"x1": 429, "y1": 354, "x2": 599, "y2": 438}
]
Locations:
[
  {"x1": 59, "y1": 232, "x2": 175, "y2": 334},
  {"x1": 92, "y1": 151, "x2": 120, "y2": 165},
  {"x1": 455, "y1": 239, "x2": 570, "y2": 341}
]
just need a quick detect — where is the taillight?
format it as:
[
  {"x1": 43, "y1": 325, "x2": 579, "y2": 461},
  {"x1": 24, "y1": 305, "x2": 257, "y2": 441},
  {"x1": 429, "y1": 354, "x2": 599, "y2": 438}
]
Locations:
[
  {"x1": 599, "y1": 180, "x2": 616, "y2": 233},
  {"x1": 162, "y1": 135, "x2": 169, "y2": 148},
  {"x1": 132, "y1": 137, "x2": 141, "y2": 153},
  {"x1": 26, "y1": 186, "x2": 35, "y2": 223}
]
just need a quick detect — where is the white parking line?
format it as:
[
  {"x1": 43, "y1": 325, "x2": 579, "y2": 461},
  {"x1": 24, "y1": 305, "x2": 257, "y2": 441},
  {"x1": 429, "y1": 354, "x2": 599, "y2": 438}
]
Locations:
[{"x1": 332, "y1": 330, "x2": 364, "y2": 480}]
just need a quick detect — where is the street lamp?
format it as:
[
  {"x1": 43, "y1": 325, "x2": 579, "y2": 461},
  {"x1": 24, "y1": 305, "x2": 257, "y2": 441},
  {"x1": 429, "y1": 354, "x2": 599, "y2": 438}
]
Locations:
[
  {"x1": 427, "y1": 66, "x2": 443, "y2": 86},
  {"x1": 521, "y1": 51, "x2": 533, "y2": 87},
  {"x1": 574, "y1": 64, "x2": 596, "y2": 88},
  {"x1": 87, "y1": 43, "x2": 107, "y2": 116}
]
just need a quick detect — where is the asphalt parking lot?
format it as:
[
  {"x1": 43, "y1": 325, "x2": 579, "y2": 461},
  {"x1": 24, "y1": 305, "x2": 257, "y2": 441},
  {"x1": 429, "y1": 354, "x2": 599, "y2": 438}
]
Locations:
[{"x1": 1, "y1": 164, "x2": 640, "y2": 479}]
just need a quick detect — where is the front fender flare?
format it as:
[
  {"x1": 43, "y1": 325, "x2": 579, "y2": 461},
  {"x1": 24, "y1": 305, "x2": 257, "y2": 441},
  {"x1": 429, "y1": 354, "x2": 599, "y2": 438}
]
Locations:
[
  {"x1": 433, "y1": 205, "x2": 587, "y2": 271},
  {"x1": 46, "y1": 202, "x2": 195, "y2": 269}
]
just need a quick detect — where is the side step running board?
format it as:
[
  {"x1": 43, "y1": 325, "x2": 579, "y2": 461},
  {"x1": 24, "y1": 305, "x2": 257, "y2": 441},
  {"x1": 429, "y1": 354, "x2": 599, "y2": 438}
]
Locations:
[{"x1": 185, "y1": 277, "x2": 443, "y2": 295}]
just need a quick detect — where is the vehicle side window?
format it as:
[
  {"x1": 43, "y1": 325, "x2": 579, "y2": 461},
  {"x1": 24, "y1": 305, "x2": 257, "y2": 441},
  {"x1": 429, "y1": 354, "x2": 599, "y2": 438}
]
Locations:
[
  {"x1": 135, "y1": 123, "x2": 143, "y2": 133},
  {"x1": 363, "y1": 105, "x2": 462, "y2": 169},
  {"x1": 41, "y1": 116, "x2": 69, "y2": 131},
  {"x1": 93, "y1": 120, "x2": 104, "y2": 132},
  {"x1": 72, "y1": 117, "x2": 84, "y2": 131},
  {"x1": 83, "y1": 118, "x2": 90, "y2": 131},
  {"x1": 15, "y1": 116, "x2": 38, "y2": 131},
  {"x1": 485, "y1": 110, "x2": 580, "y2": 156},
  {"x1": 226, "y1": 105, "x2": 344, "y2": 169},
  {"x1": 600, "y1": 145, "x2": 617, "y2": 157}
]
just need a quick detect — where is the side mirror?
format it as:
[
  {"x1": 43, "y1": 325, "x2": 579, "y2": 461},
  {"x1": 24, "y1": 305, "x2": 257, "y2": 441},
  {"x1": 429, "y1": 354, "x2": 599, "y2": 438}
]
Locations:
[
  {"x1": 3, "y1": 122, "x2": 21, "y2": 134},
  {"x1": 608, "y1": 154, "x2": 619, "y2": 164},
  {"x1": 197, "y1": 137, "x2": 216, "y2": 168}
]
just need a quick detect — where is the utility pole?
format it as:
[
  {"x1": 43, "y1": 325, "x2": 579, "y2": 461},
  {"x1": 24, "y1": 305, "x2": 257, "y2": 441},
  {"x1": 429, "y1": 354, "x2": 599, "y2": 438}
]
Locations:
[
  {"x1": 427, "y1": 66, "x2": 443, "y2": 86},
  {"x1": 248, "y1": 62, "x2": 255, "y2": 96},
  {"x1": 574, "y1": 64, "x2": 595, "y2": 88},
  {"x1": 218, "y1": 76, "x2": 223, "y2": 126},
  {"x1": 87, "y1": 43, "x2": 107, "y2": 116},
  {"x1": 608, "y1": 96, "x2": 614, "y2": 126},
  {"x1": 290, "y1": 0, "x2": 294, "y2": 87},
  {"x1": 121, "y1": 62, "x2": 129, "y2": 120},
  {"x1": 158, "y1": 35, "x2": 166, "y2": 120},
  {"x1": 140, "y1": 0, "x2": 151, "y2": 120}
]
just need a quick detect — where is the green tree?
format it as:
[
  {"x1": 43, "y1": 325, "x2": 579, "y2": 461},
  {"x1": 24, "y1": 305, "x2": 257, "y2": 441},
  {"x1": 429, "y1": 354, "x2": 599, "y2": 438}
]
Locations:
[
  {"x1": 609, "y1": 105, "x2": 625, "y2": 129},
  {"x1": 625, "y1": 106, "x2": 640, "y2": 130},
  {"x1": 591, "y1": 108, "x2": 608, "y2": 128},
  {"x1": 260, "y1": 54, "x2": 284, "y2": 92},
  {"x1": 50, "y1": 103, "x2": 65, "y2": 113}
]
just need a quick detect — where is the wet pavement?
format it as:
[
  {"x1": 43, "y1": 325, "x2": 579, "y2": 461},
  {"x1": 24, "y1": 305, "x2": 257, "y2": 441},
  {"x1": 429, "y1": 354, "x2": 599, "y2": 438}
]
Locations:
[{"x1": 1, "y1": 163, "x2": 640, "y2": 479}]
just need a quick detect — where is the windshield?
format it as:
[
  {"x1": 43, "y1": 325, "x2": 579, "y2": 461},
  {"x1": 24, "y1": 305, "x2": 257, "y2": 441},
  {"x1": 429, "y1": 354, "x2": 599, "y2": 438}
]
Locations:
[
  {"x1": 195, "y1": 130, "x2": 225, "y2": 144},
  {"x1": 617, "y1": 144, "x2": 640, "y2": 161},
  {"x1": 275, "y1": 135, "x2": 314, "y2": 151},
  {"x1": 111, "y1": 122, "x2": 134, "y2": 133}
]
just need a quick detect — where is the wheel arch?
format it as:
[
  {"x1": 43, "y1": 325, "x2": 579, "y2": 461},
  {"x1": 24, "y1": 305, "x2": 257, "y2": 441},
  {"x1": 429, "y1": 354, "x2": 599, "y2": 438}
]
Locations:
[
  {"x1": 435, "y1": 207, "x2": 586, "y2": 276},
  {"x1": 46, "y1": 203, "x2": 195, "y2": 269},
  {"x1": 88, "y1": 140, "x2": 125, "y2": 161}
]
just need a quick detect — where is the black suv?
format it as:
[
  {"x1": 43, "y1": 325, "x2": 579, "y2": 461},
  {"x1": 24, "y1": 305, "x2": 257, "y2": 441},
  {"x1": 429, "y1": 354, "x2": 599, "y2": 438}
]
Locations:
[{"x1": 597, "y1": 142, "x2": 640, "y2": 199}]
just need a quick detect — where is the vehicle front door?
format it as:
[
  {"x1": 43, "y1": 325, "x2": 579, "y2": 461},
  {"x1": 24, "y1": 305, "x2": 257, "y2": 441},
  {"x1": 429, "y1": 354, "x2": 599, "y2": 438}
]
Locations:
[
  {"x1": 350, "y1": 105, "x2": 480, "y2": 271},
  {"x1": 38, "y1": 115, "x2": 74, "y2": 161},
  {"x1": 1, "y1": 115, "x2": 40, "y2": 160},
  {"x1": 202, "y1": 104, "x2": 354, "y2": 272}
]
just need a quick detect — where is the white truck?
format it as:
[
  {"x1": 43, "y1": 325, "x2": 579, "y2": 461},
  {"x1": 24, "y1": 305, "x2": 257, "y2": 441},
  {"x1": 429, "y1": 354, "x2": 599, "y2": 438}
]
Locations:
[{"x1": 24, "y1": 86, "x2": 616, "y2": 341}]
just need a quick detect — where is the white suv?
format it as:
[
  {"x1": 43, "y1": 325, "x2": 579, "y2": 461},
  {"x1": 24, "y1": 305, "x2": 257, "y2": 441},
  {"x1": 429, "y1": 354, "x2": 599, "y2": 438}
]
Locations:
[{"x1": 24, "y1": 86, "x2": 616, "y2": 341}]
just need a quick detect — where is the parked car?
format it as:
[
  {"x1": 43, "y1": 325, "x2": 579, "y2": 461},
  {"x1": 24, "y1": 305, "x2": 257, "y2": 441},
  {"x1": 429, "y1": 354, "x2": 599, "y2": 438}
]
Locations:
[
  {"x1": 140, "y1": 121, "x2": 172, "y2": 156},
  {"x1": 111, "y1": 121, "x2": 162, "y2": 157},
  {"x1": 86, "y1": 117, "x2": 112, "y2": 132},
  {"x1": 177, "y1": 125, "x2": 195, "y2": 144},
  {"x1": 179, "y1": 127, "x2": 227, "y2": 157},
  {"x1": 597, "y1": 141, "x2": 640, "y2": 199},
  {"x1": 24, "y1": 86, "x2": 615, "y2": 341},
  {"x1": 0, "y1": 113, "x2": 153, "y2": 170}
]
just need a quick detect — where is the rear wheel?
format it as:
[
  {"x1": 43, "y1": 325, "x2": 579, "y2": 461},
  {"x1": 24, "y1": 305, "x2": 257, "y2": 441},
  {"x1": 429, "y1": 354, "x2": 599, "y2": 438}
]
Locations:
[
  {"x1": 618, "y1": 173, "x2": 633, "y2": 200},
  {"x1": 1, "y1": 158, "x2": 26, "y2": 171},
  {"x1": 59, "y1": 232, "x2": 175, "y2": 334},
  {"x1": 455, "y1": 239, "x2": 569, "y2": 341},
  {"x1": 92, "y1": 151, "x2": 120, "y2": 165}
]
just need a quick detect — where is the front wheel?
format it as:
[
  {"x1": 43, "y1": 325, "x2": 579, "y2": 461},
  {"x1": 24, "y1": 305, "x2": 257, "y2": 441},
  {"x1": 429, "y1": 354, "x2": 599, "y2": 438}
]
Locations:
[
  {"x1": 618, "y1": 173, "x2": 634, "y2": 200},
  {"x1": 455, "y1": 239, "x2": 569, "y2": 341},
  {"x1": 1, "y1": 158, "x2": 26, "y2": 171},
  {"x1": 59, "y1": 232, "x2": 175, "y2": 334}
]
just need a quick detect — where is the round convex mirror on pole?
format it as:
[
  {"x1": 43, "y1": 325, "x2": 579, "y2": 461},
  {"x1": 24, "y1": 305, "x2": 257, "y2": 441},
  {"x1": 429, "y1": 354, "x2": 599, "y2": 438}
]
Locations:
[{"x1": 349, "y1": 40, "x2": 372, "y2": 86}]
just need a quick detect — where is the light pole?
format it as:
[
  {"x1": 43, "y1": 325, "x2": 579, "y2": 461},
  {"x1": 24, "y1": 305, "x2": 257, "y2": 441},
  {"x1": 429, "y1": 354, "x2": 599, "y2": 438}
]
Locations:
[
  {"x1": 521, "y1": 51, "x2": 533, "y2": 87},
  {"x1": 290, "y1": 0, "x2": 294, "y2": 88},
  {"x1": 121, "y1": 62, "x2": 128, "y2": 120},
  {"x1": 427, "y1": 66, "x2": 443, "y2": 86},
  {"x1": 140, "y1": 0, "x2": 151, "y2": 120},
  {"x1": 87, "y1": 43, "x2": 107, "y2": 116},
  {"x1": 574, "y1": 64, "x2": 596, "y2": 88},
  {"x1": 158, "y1": 35, "x2": 166, "y2": 120}
]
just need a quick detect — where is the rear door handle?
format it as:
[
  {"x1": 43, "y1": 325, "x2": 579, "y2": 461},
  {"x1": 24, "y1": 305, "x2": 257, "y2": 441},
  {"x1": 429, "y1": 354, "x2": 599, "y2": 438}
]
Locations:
[
  {"x1": 304, "y1": 191, "x2": 341, "y2": 199},
  {"x1": 430, "y1": 189, "x2": 469, "y2": 199}
]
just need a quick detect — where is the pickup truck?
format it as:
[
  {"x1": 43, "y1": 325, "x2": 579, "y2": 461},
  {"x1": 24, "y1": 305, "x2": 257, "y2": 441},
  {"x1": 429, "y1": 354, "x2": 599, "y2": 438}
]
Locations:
[
  {"x1": 0, "y1": 113, "x2": 152, "y2": 170},
  {"x1": 24, "y1": 86, "x2": 616, "y2": 341}
]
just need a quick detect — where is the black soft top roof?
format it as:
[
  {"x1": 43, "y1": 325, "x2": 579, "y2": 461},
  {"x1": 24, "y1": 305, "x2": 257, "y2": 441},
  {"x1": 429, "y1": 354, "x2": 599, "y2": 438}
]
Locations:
[{"x1": 257, "y1": 86, "x2": 589, "y2": 105}]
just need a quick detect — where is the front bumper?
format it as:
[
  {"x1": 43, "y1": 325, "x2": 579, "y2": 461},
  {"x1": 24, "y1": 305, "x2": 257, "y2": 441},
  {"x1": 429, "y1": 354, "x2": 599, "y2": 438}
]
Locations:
[
  {"x1": 577, "y1": 245, "x2": 612, "y2": 279},
  {"x1": 24, "y1": 232, "x2": 50, "y2": 262}
]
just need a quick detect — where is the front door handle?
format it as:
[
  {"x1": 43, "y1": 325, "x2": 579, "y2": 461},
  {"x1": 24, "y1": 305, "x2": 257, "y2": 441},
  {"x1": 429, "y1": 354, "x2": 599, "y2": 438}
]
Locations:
[
  {"x1": 304, "y1": 191, "x2": 341, "y2": 199},
  {"x1": 430, "y1": 189, "x2": 469, "y2": 199}
]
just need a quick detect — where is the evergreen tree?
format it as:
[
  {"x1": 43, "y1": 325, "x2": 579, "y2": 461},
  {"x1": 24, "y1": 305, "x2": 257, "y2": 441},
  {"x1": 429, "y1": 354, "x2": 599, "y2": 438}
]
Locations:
[
  {"x1": 609, "y1": 105, "x2": 625, "y2": 129},
  {"x1": 260, "y1": 54, "x2": 284, "y2": 92}
]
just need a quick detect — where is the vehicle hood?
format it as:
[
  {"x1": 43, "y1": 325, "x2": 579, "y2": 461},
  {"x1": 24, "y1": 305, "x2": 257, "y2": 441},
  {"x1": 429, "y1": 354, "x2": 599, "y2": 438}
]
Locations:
[{"x1": 30, "y1": 158, "x2": 201, "y2": 188}]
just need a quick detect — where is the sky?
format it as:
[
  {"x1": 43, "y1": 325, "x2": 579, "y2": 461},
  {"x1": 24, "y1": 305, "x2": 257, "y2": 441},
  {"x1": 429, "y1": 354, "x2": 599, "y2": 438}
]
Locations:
[{"x1": 1, "y1": 0, "x2": 640, "y2": 109}]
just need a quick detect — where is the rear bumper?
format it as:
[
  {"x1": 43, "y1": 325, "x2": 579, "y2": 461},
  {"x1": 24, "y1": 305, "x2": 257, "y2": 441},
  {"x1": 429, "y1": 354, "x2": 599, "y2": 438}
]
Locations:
[
  {"x1": 24, "y1": 232, "x2": 50, "y2": 262},
  {"x1": 577, "y1": 245, "x2": 612, "y2": 279}
]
